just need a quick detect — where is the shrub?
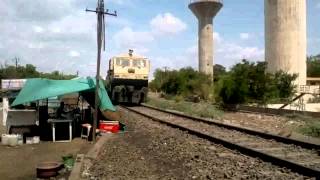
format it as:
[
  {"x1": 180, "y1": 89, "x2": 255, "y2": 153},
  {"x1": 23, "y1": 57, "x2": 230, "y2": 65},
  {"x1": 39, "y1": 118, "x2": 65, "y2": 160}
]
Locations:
[
  {"x1": 215, "y1": 60, "x2": 297, "y2": 105},
  {"x1": 149, "y1": 67, "x2": 213, "y2": 101},
  {"x1": 299, "y1": 121, "x2": 320, "y2": 137}
]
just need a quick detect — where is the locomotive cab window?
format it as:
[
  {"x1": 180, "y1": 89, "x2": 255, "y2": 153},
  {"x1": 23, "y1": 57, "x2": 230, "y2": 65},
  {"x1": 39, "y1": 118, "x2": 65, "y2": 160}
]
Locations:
[
  {"x1": 121, "y1": 59, "x2": 130, "y2": 67},
  {"x1": 116, "y1": 58, "x2": 130, "y2": 67},
  {"x1": 133, "y1": 59, "x2": 146, "y2": 67},
  {"x1": 116, "y1": 58, "x2": 121, "y2": 66}
]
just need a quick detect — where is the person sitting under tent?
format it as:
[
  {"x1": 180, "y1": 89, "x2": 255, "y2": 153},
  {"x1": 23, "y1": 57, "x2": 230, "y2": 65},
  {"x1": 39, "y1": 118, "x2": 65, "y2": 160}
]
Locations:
[{"x1": 56, "y1": 102, "x2": 69, "y2": 119}]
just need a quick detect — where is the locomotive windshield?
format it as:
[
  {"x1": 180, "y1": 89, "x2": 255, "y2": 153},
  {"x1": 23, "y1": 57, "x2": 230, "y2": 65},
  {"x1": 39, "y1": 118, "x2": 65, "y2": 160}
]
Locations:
[
  {"x1": 115, "y1": 58, "x2": 147, "y2": 68},
  {"x1": 116, "y1": 58, "x2": 130, "y2": 67},
  {"x1": 133, "y1": 59, "x2": 146, "y2": 67}
]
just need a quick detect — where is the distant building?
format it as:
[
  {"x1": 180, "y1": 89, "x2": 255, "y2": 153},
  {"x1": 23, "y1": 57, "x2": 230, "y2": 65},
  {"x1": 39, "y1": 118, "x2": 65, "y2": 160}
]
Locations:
[{"x1": 306, "y1": 77, "x2": 320, "y2": 86}]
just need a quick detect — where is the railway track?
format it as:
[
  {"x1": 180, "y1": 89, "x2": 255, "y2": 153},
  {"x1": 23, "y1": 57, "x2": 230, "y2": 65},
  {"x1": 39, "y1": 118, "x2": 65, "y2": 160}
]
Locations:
[{"x1": 121, "y1": 105, "x2": 320, "y2": 178}]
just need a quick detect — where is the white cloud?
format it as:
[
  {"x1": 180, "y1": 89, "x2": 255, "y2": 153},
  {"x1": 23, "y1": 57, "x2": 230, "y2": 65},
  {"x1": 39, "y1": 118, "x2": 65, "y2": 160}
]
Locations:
[
  {"x1": 51, "y1": 27, "x2": 61, "y2": 33},
  {"x1": 240, "y1": 33, "x2": 250, "y2": 40},
  {"x1": 33, "y1": 26, "x2": 44, "y2": 33},
  {"x1": 28, "y1": 42, "x2": 44, "y2": 49},
  {"x1": 178, "y1": 32, "x2": 265, "y2": 71},
  {"x1": 106, "y1": 0, "x2": 129, "y2": 5},
  {"x1": 219, "y1": 43, "x2": 264, "y2": 61},
  {"x1": 2, "y1": 0, "x2": 76, "y2": 22},
  {"x1": 0, "y1": 1, "x2": 101, "y2": 77},
  {"x1": 113, "y1": 27, "x2": 154, "y2": 54},
  {"x1": 150, "y1": 13, "x2": 187, "y2": 35},
  {"x1": 213, "y1": 32, "x2": 222, "y2": 43},
  {"x1": 69, "y1": 50, "x2": 80, "y2": 57}
]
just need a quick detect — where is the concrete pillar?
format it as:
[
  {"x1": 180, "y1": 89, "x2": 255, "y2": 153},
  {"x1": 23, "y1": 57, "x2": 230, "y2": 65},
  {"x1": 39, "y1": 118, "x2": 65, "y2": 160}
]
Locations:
[
  {"x1": 265, "y1": 0, "x2": 307, "y2": 86},
  {"x1": 189, "y1": 0, "x2": 223, "y2": 79},
  {"x1": 199, "y1": 16, "x2": 214, "y2": 75}
]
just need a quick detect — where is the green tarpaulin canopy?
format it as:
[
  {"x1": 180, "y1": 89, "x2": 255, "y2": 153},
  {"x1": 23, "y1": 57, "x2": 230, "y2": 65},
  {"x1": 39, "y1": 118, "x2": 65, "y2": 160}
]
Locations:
[{"x1": 11, "y1": 77, "x2": 116, "y2": 112}]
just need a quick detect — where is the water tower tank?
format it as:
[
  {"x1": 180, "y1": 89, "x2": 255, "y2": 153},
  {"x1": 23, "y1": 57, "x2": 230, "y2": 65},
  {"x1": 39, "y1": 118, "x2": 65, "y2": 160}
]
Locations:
[{"x1": 189, "y1": 0, "x2": 223, "y2": 79}]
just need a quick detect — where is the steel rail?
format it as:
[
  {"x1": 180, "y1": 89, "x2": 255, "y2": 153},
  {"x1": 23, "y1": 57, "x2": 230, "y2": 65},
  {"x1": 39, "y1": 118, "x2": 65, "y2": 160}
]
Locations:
[
  {"x1": 121, "y1": 105, "x2": 320, "y2": 178},
  {"x1": 141, "y1": 104, "x2": 320, "y2": 150}
]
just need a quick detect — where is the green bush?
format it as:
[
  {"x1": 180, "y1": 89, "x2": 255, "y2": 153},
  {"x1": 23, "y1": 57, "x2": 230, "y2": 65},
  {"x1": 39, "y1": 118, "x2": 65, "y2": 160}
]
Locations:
[
  {"x1": 149, "y1": 67, "x2": 213, "y2": 101},
  {"x1": 299, "y1": 121, "x2": 320, "y2": 137},
  {"x1": 215, "y1": 60, "x2": 297, "y2": 105},
  {"x1": 0, "y1": 63, "x2": 76, "y2": 80},
  {"x1": 147, "y1": 97, "x2": 223, "y2": 119},
  {"x1": 150, "y1": 60, "x2": 297, "y2": 106}
]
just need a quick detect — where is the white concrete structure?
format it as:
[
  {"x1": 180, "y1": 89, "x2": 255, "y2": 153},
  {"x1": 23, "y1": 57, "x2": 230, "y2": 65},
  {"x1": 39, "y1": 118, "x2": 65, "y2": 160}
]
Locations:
[
  {"x1": 2, "y1": 97, "x2": 37, "y2": 132},
  {"x1": 1, "y1": 79, "x2": 26, "y2": 90},
  {"x1": 189, "y1": 0, "x2": 223, "y2": 79},
  {"x1": 265, "y1": 0, "x2": 307, "y2": 85},
  {"x1": 1, "y1": 79, "x2": 37, "y2": 132}
]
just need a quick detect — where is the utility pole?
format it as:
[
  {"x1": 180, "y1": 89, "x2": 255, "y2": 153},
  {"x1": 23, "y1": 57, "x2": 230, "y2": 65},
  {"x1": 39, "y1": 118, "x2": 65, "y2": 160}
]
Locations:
[
  {"x1": 13, "y1": 57, "x2": 19, "y2": 69},
  {"x1": 86, "y1": 0, "x2": 117, "y2": 142}
]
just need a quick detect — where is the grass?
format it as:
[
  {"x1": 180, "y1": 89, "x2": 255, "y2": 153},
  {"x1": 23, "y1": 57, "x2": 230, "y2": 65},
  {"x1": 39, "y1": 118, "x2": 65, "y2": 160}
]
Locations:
[
  {"x1": 284, "y1": 114, "x2": 320, "y2": 138},
  {"x1": 146, "y1": 96, "x2": 223, "y2": 120},
  {"x1": 299, "y1": 122, "x2": 320, "y2": 138}
]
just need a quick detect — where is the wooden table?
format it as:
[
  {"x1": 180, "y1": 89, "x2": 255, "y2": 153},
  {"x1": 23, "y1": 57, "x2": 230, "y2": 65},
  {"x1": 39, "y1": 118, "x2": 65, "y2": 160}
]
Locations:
[{"x1": 48, "y1": 119, "x2": 73, "y2": 142}]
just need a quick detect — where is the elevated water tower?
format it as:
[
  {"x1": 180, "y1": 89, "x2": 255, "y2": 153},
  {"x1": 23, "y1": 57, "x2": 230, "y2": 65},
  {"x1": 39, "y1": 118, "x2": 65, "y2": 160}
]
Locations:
[
  {"x1": 265, "y1": 0, "x2": 307, "y2": 85},
  {"x1": 189, "y1": 0, "x2": 223, "y2": 78}
]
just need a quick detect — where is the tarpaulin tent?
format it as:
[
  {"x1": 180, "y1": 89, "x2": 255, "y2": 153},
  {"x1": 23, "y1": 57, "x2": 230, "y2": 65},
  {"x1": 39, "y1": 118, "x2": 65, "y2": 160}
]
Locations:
[{"x1": 11, "y1": 77, "x2": 116, "y2": 112}]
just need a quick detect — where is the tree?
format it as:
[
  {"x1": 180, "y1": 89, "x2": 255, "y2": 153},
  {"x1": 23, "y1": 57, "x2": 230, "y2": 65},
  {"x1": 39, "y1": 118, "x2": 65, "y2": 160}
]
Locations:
[
  {"x1": 307, "y1": 55, "x2": 320, "y2": 77},
  {"x1": 213, "y1": 64, "x2": 226, "y2": 82},
  {"x1": 0, "y1": 59, "x2": 76, "y2": 80},
  {"x1": 149, "y1": 67, "x2": 213, "y2": 100},
  {"x1": 216, "y1": 60, "x2": 297, "y2": 105}
]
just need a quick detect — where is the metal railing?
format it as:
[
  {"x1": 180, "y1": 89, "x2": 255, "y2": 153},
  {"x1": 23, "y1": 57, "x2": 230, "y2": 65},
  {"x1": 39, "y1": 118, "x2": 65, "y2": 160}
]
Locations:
[{"x1": 189, "y1": 0, "x2": 223, "y2": 4}]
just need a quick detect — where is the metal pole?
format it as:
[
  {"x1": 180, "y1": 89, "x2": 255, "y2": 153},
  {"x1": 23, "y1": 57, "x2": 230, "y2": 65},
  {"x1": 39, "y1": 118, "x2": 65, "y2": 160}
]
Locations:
[
  {"x1": 86, "y1": 0, "x2": 117, "y2": 142},
  {"x1": 93, "y1": 1, "x2": 102, "y2": 142}
]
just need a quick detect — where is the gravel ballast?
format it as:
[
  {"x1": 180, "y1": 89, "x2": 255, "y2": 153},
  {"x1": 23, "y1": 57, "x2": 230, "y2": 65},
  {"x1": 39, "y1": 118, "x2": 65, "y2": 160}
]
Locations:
[{"x1": 88, "y1": 107, "x2": 311, "y2": 179}]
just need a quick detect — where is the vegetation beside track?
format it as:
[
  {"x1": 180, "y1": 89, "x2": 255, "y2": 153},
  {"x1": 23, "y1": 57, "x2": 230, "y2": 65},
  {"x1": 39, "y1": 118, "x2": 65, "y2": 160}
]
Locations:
[
  {"x1": 147, "y1": 96, "x2": 320, "y2": 139},
  {"x1": 149, "y1": 60, "x2": 297, "y2": 106},
  {"x1": 146, "y1": 96, "x2": 223, "y2": 119},
  {"x1": 300, "y1": 121, "x2": 320, "y2": 138},
  {"x1": 285, "y1": 114, "x2": 320, "y2": 138}
]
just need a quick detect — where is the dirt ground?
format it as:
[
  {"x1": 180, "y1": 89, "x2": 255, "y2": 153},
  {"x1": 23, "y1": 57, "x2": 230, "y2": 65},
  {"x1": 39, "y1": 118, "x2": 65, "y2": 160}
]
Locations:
[
  {"x1": 0, "y1": 107, "x2": 92, "y2": 180},
  {"x1": 222, "y1": 112, "x2": 320, "y2": 144},
  {"x1": 88, "y1": 107, "x2": 309, "y2": 179},
  {"x1": 147, "y1": 93, "x2": 320, "y2": 144},
  {"x1": 0, "y1": 138, "x2": 91, "y2": 180},
  {"x1": 222, "y1": 112, "x2": 298, "y2": 135}
]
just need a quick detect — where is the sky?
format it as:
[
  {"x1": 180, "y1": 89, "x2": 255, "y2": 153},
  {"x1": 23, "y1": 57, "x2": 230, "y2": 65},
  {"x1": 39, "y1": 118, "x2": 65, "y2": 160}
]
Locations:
[{"x1": 0, "y1": 0, "x2": 319, "y2": 78}]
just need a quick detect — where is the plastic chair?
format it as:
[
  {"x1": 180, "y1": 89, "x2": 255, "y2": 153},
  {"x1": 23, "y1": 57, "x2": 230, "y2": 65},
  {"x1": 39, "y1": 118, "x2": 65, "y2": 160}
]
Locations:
[{"x1": 81, "y1": 124, "x2": 92, "y2": 141}]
